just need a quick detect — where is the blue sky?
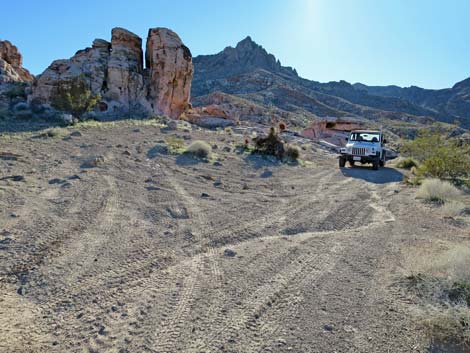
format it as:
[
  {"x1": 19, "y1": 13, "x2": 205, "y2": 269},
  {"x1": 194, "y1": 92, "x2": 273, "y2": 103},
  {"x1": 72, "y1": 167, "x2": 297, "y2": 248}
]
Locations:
[{"x1": 2, "y1": 0, "x2": 469, "y2": 88}]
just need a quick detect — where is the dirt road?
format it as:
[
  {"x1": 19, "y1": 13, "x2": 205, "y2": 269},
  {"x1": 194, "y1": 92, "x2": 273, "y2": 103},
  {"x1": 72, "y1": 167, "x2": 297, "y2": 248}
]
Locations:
[{"x1": 0, "y1": 122, "x2": 466, "y2": 352}]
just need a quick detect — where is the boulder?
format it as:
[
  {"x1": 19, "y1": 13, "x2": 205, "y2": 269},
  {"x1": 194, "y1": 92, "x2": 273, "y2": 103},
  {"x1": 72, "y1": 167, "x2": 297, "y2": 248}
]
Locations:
[
  {"x1": 146, "y1": 28, "x2": 193, "y2": 118},
  {"x1": 0, "y1": 41, "x2": 33, "y2": 83}
]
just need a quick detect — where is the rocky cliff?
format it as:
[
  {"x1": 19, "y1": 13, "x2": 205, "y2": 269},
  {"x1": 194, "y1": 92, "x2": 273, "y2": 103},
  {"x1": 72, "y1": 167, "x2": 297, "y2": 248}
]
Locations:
[
  {"x1": 0, "y1": 40, "x2": 33, "y2": 83},
  {"x1": 30, "y1": 27, "x2": 193, "y2": 119}
]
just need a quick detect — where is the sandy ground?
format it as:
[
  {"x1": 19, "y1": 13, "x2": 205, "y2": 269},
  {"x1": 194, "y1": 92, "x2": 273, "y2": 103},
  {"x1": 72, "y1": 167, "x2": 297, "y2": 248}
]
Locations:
[{"x1": 0, "y1": 122, "x2": 468, "y2": 353}]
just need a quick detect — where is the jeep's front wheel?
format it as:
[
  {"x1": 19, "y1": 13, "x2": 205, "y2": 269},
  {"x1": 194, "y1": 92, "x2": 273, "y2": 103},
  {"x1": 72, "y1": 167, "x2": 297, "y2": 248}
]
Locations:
[
  {"x1": 339, "y1": 157, "x2": 346, "y2": 168},
  {"x1": 372, "y1": 158, "x2": 379, "y2": 170}
]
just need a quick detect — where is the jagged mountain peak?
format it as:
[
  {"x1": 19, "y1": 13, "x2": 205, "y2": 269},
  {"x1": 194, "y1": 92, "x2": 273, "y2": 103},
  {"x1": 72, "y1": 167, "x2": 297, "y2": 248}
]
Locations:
[{"x1": 193, "y1": 36, "x2": 297, "y2": 81}]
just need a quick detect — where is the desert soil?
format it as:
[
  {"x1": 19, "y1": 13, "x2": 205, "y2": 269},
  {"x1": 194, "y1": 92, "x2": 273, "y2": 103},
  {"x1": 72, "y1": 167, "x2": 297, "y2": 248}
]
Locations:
[{"x1": 0, "y1": 122, "x2": 468, "y2": 353}]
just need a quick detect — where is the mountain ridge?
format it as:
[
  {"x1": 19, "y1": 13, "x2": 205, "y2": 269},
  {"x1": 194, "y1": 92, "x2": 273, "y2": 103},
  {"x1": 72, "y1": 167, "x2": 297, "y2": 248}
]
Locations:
[{"x1": 192, "y1": 36, "x2": 470, "y2": 129}]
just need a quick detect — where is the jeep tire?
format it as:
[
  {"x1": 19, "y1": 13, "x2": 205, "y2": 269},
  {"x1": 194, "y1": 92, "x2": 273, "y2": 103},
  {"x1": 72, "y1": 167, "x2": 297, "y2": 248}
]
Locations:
[
  {"x1": 339, "y1": 157, "x2": 346, "y2": 168},
  {"x1": 372, "y1": 157, "x2": 379, "y2": 170}
]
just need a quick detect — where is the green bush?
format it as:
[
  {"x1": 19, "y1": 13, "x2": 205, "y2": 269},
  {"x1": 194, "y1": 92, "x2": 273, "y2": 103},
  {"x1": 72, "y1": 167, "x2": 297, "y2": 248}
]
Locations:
[
  {"x1": 396, "y1": 157, "x2": 418, "y2": 169},
  {"x1": 186, "y1": 140, "x2": 212, "y2": 159},
  {"x1": 253, "y1": 127, "x2": 285, "y2": 159},
  {"x1": 51, "y1": 76, "x2": 101, "y2": 120},
  {"x1": 285, "y1": 145, "x2": 300, "y2": 161},
  {"x1": 401, "y1": 131, "x2": 470, "y2": 180},
  {"x1": 4, "y1": 83, "x2": 27, "y2": 100},
  {"x1": 166, "y1": 136, "x2": 185, "y2": 154}
]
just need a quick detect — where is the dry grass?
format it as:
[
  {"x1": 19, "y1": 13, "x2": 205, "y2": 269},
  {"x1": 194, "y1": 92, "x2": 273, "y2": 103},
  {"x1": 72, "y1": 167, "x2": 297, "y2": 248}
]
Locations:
[
  {"x1": 405, "y1": 243, "x2": 470, "y2": 346},
  {"x1": 416, "y1": 179, "x2": 461, "y2": 203},
  {"x1": 395, "y1": 157, "x2": 419, "y2": 169},
  {"x1": 186, "y1": 140, "x2": 212, "y2": 159},
  {"x1": 442, "y1": 201, "x2": 467, "y2": 218}
]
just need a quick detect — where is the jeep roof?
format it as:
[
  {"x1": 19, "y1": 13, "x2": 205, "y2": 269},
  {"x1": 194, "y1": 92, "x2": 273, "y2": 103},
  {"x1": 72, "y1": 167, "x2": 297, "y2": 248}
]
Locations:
[{"x1": 350, "y1": 130, "x2": 382, "y2": 134}]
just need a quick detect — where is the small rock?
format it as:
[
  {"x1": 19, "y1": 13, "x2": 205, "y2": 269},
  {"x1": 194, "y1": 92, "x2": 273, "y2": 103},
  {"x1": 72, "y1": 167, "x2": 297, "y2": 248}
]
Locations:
[
  {"x1": 212, "y1": 144, "x2": 218, "y2": 150},
  {"x1": 69, "y1": 131, "x2": 82, "y2": 137},
  {"x1": 123, "y1": 150, "x2": 131, "y2": 156},
  {"x1": 167, "y1": 120, "x2": 178, "y2": 130},
  {"x1": 242, "y1": 183, "x2": 249, "y2": 190},
  {"x1": 81, "y1": 155, "x2": 105, "y2": 168},
  {"x1": 277, "y1": 338, "x2": 287, "y2": 346},
  {"x1": 67, "y1": 175, "x2": 81, "y2": 180},
  {"x1": 223, "y1": 146, "x2": 231, "y2": 152},
  {"x1": 48, "y1": 178, "x2": 64, "y2": 185},
  {"x1": 323, "y1": 324, "x2": 334, "y2": 332},
  {"x1": 213, "y1": 161, "x2": 223, "y2": 167},
  {"x1": 201, "y1": 192, "x2": 210, "y2": 198},
  {"x1": 223, "y1": 249, "x2": 237, "y2": 257},
  {"x1": 133, "y1": 129, "x2": 141, "y2": 133},
  {"x1": 10, "y1": 213, "x2": 19, "y2": 218},
  {"x1": 213, "y1": 179, "x2": 222, "y2": 187}
]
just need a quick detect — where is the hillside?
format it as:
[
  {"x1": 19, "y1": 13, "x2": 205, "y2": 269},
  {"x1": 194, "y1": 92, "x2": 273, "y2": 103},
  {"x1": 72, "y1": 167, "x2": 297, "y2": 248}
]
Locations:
[{"x1": 192, "y1": 37, "x2": 470, "y2": 129}]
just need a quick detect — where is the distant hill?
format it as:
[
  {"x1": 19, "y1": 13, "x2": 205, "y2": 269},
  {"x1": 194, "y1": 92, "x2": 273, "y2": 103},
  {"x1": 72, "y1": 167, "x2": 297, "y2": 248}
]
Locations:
[{"x1": 192, "y1": 36, "x2": 469, "y2": 130}]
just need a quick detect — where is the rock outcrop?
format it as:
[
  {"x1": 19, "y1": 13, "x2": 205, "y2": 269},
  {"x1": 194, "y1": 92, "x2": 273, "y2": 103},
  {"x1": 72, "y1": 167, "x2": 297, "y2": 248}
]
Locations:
[
  {"x1": 30, "y1": 27, "x2": 193, "y2": 119},
  {"x1": 0, "y1": 40, "x2": 33, "y2": 83},
  {"x1": 146, "y1": 28, "x2": 193, "y2": 118}
]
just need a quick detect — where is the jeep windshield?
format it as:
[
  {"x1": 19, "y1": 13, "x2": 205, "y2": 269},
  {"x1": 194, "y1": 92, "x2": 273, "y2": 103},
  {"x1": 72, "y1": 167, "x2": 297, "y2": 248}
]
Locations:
[{"x1": 349, "y1": 132, "x2": 380, "y2": 142}]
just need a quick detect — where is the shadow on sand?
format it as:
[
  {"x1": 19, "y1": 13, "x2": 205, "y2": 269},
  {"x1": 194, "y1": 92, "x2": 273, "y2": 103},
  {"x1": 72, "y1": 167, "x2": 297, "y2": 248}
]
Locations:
[{"x1": 340, "y1": 165, "x2": 403, "y2": 184}]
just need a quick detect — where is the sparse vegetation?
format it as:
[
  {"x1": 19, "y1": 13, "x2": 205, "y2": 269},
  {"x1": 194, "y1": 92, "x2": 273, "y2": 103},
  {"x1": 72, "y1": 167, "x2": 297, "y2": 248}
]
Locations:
[
  {"x1": 396, "y1": 157, "x2": 418, "y2": 169},
  {"x1": 252, "y1": 127, "x2": 285, "y2": 159},
  {"x1": 51, "y1": 76, "x2": 101, "y2": 120},
  {"x1": 402, "y1": 131, "x2": 470, "y2": 180},
  {"x1": 285, "y1": 145, "x2": 300, "y2": 161},
  {"x1": 40, "y1": 127, "x2": 68, "y2": 138},
  {"x1": 166, "y1": 136, "x2": 185, "y2": 154},
  {"x1": 406, "y1": 245, "x2": 470, "y2": 345},
  {"x1": 416, "y1": 179, "x2": 461, "y2": 203},
  {"x1": 185, "y1": 140, "x2": 212, "y2": 159}
]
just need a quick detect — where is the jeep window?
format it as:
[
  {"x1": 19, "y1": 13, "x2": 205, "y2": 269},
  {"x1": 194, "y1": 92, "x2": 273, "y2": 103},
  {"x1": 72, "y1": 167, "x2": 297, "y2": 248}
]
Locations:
[{"x1": 349, "y1": 132, "x2": 380, "y2": 142}]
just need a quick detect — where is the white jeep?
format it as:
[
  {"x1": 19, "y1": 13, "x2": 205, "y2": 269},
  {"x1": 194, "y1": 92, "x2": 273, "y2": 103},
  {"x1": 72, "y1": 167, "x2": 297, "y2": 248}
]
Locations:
[{"x1": 339, "y1": 130, "x2": 387, "y2": 170}]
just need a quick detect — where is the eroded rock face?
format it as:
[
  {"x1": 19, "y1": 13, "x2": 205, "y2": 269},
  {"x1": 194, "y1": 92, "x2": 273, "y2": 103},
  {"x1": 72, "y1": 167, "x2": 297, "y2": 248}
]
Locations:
[
  {"x1": 0, "y1": 40, "x2": 33, "y2": 83},
  {"x1": 106, "y1": 28, "x2": 146, "y2": 110},
  {"x1": 146, "y1": 28, "x2": 193, "y2": 118},
  {"x1": 30, "y1": 27, "x2": 193, "y2": 118}
]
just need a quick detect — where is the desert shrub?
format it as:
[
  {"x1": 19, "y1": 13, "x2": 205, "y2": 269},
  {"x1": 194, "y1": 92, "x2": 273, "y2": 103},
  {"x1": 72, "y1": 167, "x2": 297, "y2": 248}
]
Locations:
[
  {"x1": 402, "y1": 131, "x2": 470, "y2": 179},
  {"x1": 51, "y1": 76, "x2": 101, "y2": 120},
  {"x1": 13, "y1": 102, "x2": 29, "y2": 112},
  {"x1": 396, "y1": 157, "x2": 418, "y2": 169},
  {"x1": 40, "y1": 127, "x2": 68, "y2": 138},
  {"x1": 406, "y1": 245, "x2": 470, "y2": 345},
  {"x1": 442, "y1": 201, "x2": 466, "y2": 218},
  {"x1": 166, "y1": 136, "x2": 185, "y2": 154},
  {"x1": 416, "y1": 179, "x2": 461, "y2": 203},
  {"x1": 285, "y1": 145, "x2": 300, "y2": 161},
  {"x1": 186, "y1": 140, "x2": 212, "y2": 159},
  {"x1": 4, "y1": 83, "x2": 27, "y2": 100},
  {"x1": 224, "y1": 127, "x2": 233, "y2": 135},
  {"x1": 253, "y1": 127, "x2": 285, "y2": 159},
  {"x1": 0, "y1": 107, "x2": 9, "y2": 119}
]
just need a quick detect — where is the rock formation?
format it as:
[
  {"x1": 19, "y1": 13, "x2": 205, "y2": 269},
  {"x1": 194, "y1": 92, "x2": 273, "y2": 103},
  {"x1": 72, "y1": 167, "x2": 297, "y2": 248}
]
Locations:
[
  {"x1": 30, "y1": 27, "x2": 193, "y2": 119},
  {"x1": 146, "y1": 28, "x2": 193, "y2": 118},
  {"x1": 0, "y1": 40, "x2": 33, "y2": 83}
]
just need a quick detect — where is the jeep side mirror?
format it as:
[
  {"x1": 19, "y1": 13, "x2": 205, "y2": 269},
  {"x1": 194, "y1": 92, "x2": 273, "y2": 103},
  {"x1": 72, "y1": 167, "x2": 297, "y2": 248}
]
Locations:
[{"x1": 383, "y1": 139, "x2": 387, "y2": 144}]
